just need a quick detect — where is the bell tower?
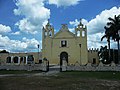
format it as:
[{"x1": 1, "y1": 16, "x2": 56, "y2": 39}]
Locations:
[
  {"x1": 43, "y1": 19, "x2": 54, "y2": 38},
  {"x1": 75, "y1": 19, "x2": 87, "y2": 38},
  {"x1": 75, "y1": 19, "x2": 88, "y2": 65},
  {"x1": 42, "y1": 19, "x2": 54, "y2": 47},
  {"x1": 42, "y1": 19, "x2": 54, "y2": 61}
]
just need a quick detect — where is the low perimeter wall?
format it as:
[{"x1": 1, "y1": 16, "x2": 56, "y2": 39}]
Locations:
[
  {"x1": 62, "y1": 65, "x2": 120, "y2": 71},
  {"x1": 0, "y1": 64, "x2": 47, "y2": 71}
]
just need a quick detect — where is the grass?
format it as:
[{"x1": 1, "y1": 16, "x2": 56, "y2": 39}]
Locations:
[
  {"x1": 0, "y1": 71, "x2": 120, "y2": 90},
  {"x1": 1, "y1": 70, "x2": 120, "y2": 79},
  {"x1": 0, "y1": 70, "x2": 120, "y2": 80},
  {"x1": 59, "y1": 71, "x2": 120, "y2": 80},
  {"x1": 0, "y1": 70, "x2": 42, "y2": 74}
]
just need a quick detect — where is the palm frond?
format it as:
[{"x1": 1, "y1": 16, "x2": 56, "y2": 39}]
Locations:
[
  {"x1": 107, "y1": 22, "x2": 114, "y2": 26},
  {"x1": 101, "y1": 35, "x2": 106, "y2": 41},
  {"x1": 108, "y1": 17, "x2": 115, "y2": 23}
]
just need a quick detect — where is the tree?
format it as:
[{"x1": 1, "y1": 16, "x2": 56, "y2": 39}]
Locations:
[
  {"x1": 0, "y1": 50, "x2": 9, "y2": 53},
  {"x1": 98, "y1": 46, "x2": 110, "y2": 64},
  {"x1": 106, "y1": 15, "x2": 120, "y2": 63},
  {"x1": 101, "y1": 15, "x2": 120, "y2": 63},
  {"x1": 101, "y1": 26, "x2": 112, "y2": 62},
  {"x1": 107, "y1": 15, "x2": 120, "y2": 50}
]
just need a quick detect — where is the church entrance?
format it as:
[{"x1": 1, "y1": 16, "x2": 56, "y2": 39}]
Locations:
[{"x1": 60, "y1": 52, "x2": 68, "y2": 71}]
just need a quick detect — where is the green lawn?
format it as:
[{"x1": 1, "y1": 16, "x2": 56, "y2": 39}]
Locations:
[
  {"x1": 0, "y1": 70, "x2": 42, "y2": 74},
  {"x1": 0, "y1": 71, "x2": 120, "y2": 90},
  {"x1": 59, "y1": 71, "x2": 120, "y2": 80},
  {"x1": 0, "y1": 70, "x2": 120, "y2": 80}
]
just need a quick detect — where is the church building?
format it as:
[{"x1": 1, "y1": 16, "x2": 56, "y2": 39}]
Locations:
[
  {"x1": 42, "y1": 20, "x2": 88, "y2": 65},
  {"x1": 0, "y1": 20, "x2": 99, "y2": 66}
]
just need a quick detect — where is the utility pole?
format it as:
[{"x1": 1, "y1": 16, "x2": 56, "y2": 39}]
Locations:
[
  {"x1": 37, "y1": 44, "x2": 40, "y2": 62},
  {"x1": 118, "y1": 30, "x2": 120, "y2": 64},
  {"x1": 79, "y1": 44, "x2": 81, "y2": 65}
]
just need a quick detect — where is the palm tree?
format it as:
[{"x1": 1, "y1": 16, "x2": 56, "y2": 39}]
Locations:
[
  {"x1": 106, "y1": 15, "x2": 120, "y2": 63},
  {"x1": 107, "y1": 15, "x2": 120, "y2": 50},
  {"x1": 101, "y1": 26, "x2": 112, "y2": 62}
]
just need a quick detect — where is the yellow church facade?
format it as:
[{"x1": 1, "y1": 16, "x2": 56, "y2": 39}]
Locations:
[
  {"x1": 0, "y1": 20, "x2": 99, "y2": 66},
  {"x1": 42, "y1": 20, "x2": 88, "y2": 65}
]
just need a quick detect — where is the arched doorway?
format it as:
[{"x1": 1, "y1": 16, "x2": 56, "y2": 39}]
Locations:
[
  {"x1": 24, "y1": 57, "x2": 26, "y2": 63},
  {"x1": 6, "y1": 56, "x2": 11, "y2": 63},
  {"x1": 60, "y1": 52, "x2": 68, "y2": 66},
  {"x1": 13, "y1": 56, "x2": 19, "y2": 63},
  {"x1": 60, "y1": 52, "x2": 68, "y2": 71},
  {"x1": 20, "y1": 57, "x2": 24, "y2": 64},
  {"x1": 27, "y1": 55, "x2": 34, "y2": 64}
]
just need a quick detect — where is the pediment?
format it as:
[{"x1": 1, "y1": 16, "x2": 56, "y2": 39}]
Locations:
[{"x1": 54, "y1": 30, "x2": 75, "y2": 38}]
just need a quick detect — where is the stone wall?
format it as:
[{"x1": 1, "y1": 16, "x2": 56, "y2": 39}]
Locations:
[
  {"x1": 65, "y1": 65, "x2": 120, "y2": 71},
  {"x1": 62, "y1": 62, "x2": 120, "y2": 71},
  {"x1": 0, "y1": 64, "x2": 47, "y2": 71}
]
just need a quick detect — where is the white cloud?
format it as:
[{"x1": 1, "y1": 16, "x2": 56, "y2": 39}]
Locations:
[
  {"x1": 0, "y1": 0, "x2": 49, "y2": 52},
  {"x1": 48, "y1": 0, "x2": 82, "y2": 7},
  {"x1": 0, "y1": 24, "x2": 11, "y2": 34},
  {"x1": 69, "y1": 7, "x2": 120, "y2": 49},
  {"x1": 88, "y1": 7, "x2": 120, "y2": 34},
  {"x1": 0, "y1": 35, "x2": 39, "y2": 52},
  {"x1": 69, "y1": 28, "x2": 75, "y2": 33},
  {"x1": 15, "y1": 18, "x2": 38, "y2": 34},
  {"x1": 69, "y1": 18, "x2": 88, "y2": 34},
  {"x1": 69, "y1": 19, "x2": 79, "y2": 26},
  {"x1": 22, "y1": 37, "x2": 39, "y2": 49},
  {"x1": 11, "y1": 31, "x2": 20, "y2": 35},
  {"x1": 69, "y1": 19, "x2": 88, "y2": 27},
  {"x1": 14, "y1": 0, "x2": 50, "y2": 34},
  {"x1": 87, "y1": 7, "x2": 120, "y2": 49},
  {"x1": 88, "y1": 33, "x2": 117, "y2": 49},
  {"x1": 87, "y1": 33, "x2": 107, "y2": 49},
  {"x1": 69, "y1": 7, "x2": 120, "y2": 35}
]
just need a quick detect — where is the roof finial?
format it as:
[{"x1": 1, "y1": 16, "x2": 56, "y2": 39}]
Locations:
[
  {"x1": 61, "y1": 24, "x2": 68, "y2": 31},
  {"x1": 47, "y1": 19, "x2": 50, "y2": 25},
  {"x1": 80, "y1": 18, "x2": 82, "y2": 22},
  {"x1": 79, "y1": 18, "x2": 83, "y2": 26}
]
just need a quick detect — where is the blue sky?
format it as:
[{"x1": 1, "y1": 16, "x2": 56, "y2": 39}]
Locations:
[{"x1": 0, "y1": 0, "x2": 120, "y2": 52}]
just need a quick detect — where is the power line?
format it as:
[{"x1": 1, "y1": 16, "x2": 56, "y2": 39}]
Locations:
[{"x1": 87, "y1": 40, "x2": 106, "y2": 43}]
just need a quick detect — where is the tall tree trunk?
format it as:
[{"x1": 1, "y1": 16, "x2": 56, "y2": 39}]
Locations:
[
  {"x1": 118, "y1": 40, "x2": 119, "y2": 50},
  {"x1": 108, "y1": 40, "x2": 111, "y2": 62},
  {"x1": 118, "y1": 40, "x2": 120, "y2": 64}
]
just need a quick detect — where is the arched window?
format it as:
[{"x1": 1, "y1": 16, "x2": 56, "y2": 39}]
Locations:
[
  {"x1": 82, "y1": 31, "x2": 85, "y2": 37},
  {"x1": 27, "y1": 55, "x2": 34, "y2": 64},
  {"x1": 45, "y1": 32, "x2": 47, "y2": 36},
  {"x1": 20, "y1": 57, "x2": 24, "y2": 63},
  {"x1": 6, "y1": 57, "x2": 11, "y2": 63},
  {"x1": 24, "y1": 57, "x2": 26, "y2": 63},
  {"x1": 13, "y1": 56, "x2": 19, "y2": 63},
  {"x1": 61, "y1": 40, "x2": 67, "y2": 47},
  {"x1": 49, "y1": 31, "x2": 52, "y2": 37},
  {"x1": 77, "y1": 31, "x2": 80, "y2": 37}
]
